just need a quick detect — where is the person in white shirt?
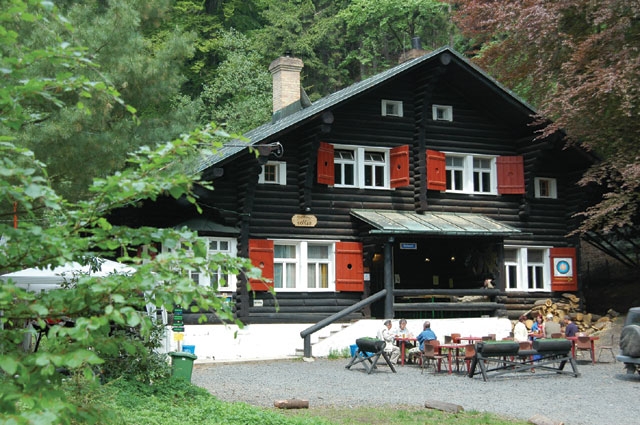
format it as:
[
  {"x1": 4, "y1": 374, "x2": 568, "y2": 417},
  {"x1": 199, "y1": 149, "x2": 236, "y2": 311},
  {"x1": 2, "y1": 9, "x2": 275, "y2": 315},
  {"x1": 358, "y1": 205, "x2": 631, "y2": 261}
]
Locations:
[
  {"x1": 513, "y1": 315, "x2": 529, "y2": 342},
  {"x1": 377, "y1": 319, "x2": 400, "y2": 364}
]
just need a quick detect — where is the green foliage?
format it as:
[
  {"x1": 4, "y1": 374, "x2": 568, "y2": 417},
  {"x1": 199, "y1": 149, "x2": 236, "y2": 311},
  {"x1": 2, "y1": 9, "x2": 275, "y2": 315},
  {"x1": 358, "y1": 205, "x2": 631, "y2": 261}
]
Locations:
[
  {"x1": 199, "y1": 29, "x2": 272, "y2": 133},
  {"x1": 4, "y1": 0, "x2": 203, "y2": 201},
  {"x1": 327, "y1": 347, "x2": 350, "y2": 359},
  {"x1": 0, "y1": 2, "x2": 259, "y2": 424},
  {"x1": 75, "y1": 376, "x2": 528, "y2": 425},
  {"x1": 454, "y1": 0, "x2": 640, "y2": 234},
  {"x1": 339, "y1": 0, "x2": 454, "y2": 72}
]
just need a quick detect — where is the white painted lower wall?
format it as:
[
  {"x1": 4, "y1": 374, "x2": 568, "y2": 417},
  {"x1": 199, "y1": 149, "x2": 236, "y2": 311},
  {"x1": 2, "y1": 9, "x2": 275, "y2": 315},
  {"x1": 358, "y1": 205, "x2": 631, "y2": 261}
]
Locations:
[{"x1": 162, "y1": 317, "x2": 513, "y2": 363}]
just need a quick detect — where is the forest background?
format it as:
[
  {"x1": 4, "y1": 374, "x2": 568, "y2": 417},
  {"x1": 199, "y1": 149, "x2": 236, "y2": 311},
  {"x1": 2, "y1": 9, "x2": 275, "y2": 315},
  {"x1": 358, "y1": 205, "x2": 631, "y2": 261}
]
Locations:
[{"x1": 3, "y1": 0, "x2": 638, "y2": 238}]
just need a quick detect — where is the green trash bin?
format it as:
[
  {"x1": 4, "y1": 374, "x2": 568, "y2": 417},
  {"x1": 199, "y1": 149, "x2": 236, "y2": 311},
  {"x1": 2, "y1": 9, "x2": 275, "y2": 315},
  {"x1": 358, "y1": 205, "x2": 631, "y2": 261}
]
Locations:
[{"x1": 169, "y1": 351, "x2": 197, "y2": 382}]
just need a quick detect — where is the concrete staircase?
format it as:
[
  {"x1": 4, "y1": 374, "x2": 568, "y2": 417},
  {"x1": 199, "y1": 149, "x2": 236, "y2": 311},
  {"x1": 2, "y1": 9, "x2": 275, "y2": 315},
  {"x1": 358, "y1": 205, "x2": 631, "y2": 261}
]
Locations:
[{"x1": 294, "y1": 322, "x2": 353, "y2": 357}]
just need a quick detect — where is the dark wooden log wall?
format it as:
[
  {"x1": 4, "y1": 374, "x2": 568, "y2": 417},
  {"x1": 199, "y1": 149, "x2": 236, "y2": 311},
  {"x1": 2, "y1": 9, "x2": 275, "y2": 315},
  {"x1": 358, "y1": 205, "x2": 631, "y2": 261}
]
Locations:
[
  {"x1": 194, "y1": 62, "x2": 590, "y2": 324},
  {"x1": 234, "y1": 291, "x2": 365, "y2": 324}
]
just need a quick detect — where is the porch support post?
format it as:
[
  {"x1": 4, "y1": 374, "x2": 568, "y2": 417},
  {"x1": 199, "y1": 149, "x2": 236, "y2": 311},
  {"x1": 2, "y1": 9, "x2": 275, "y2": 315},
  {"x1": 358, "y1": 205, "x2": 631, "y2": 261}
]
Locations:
[{"x1": 384, "y1": 237, "x2": 394, "y2": 319}]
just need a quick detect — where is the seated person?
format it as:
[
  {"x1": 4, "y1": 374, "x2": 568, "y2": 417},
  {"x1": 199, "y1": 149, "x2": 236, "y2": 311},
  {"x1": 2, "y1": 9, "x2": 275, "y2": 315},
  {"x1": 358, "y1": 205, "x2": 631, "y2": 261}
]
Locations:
[
  {"x1": 393, "y1": 318, "x2": 416, "y2": 362},
  {"x1": 513, "y1": 315, "x2": 529, "y2": 342},
  {"x1": 413, "y1": 321, "x2": 437, "y2": 352},
  {"x1": 531, "y1": 315, "x2": 544, "y2": 334},
  {"x1": 544, "y1": 313, "x2": 562, "y2": 338},
  {"x1": 377, "y1": 319, "x2": 400, "y2": 364},
  {"x1": 563, "y1": 316, "x2": 579, "y2": 337},
  {"x1": 393, "y1": 318, "x2": 415, "y2": 339}
]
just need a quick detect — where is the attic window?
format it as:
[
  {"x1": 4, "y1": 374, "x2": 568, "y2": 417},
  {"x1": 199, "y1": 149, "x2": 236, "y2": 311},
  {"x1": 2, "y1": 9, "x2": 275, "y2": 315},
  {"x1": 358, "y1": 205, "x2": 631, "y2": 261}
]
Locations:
[
  {"x1": 534, "y1": 177, "x2": 557, "y2": 199},
  {"x1": 432, "y1": 104, "x2": 453, "y2": 121},
  {"x1": 259, "y1": 161, "x2": 287, "y2": 185},
  {"x1": 381, "y1": 100, "x2": 403, "y2": 117}
]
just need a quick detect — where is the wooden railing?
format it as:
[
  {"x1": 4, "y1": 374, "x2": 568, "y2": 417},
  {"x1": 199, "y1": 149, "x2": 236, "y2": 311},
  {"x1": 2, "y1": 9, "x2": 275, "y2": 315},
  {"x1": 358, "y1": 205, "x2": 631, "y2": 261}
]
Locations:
[
  {"x1": 393, "y1": 288, "x2": 502, "y2": 314},
  {"x1": 299, "y1": 288, "x2": 504, "y2": 358}
]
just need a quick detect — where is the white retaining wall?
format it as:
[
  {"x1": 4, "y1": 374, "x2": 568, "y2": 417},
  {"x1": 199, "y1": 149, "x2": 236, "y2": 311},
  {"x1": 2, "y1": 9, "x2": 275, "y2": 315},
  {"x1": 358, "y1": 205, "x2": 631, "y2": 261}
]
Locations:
[{"x1": 164, "y1": 317, "x2": 513, "y2": 363}]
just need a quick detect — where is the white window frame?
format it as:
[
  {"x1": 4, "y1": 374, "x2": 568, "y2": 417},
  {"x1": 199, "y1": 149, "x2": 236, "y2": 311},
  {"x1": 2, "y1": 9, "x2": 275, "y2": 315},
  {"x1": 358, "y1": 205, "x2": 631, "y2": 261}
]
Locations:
[
  {"x1": 164, "y1": 237, "x2": 238, "y2": 292},
  {"x1": 273, "y1": 240, "x2": 335, "y2": 292},
  {"x1": 432, "y1": 104, "x2": 453, "y2": 121},
  {"x1": 333, "y1": 145, "x2": 391, "y2": 189},
  {"x1": 504, "y1": 246, "x2": 551, "y2": 292},
  {"x1": 259, "y1": 161, "x2": 287, "y2": 185},
  {"x1": 381, "y1": 99, "x2": 403, "y2": 117},
  {"x1": 534, "y1": 177, "x2": 557, "y2": 199},
  {"x1": 445, "y1": 153, "x2": 498, "y2": 195}
]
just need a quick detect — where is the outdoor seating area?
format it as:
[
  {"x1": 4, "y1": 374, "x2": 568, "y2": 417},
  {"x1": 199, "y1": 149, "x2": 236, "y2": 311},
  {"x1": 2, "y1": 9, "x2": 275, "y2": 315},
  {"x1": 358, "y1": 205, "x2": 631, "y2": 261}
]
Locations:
[{"x1": 345, "y1": 328, "x2": 593, "y2": 381}]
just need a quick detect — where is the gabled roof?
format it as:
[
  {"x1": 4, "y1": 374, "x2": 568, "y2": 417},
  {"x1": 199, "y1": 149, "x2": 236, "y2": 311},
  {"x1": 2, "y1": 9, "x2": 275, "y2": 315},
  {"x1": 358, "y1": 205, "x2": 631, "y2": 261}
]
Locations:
[{"x1": 195, "y1": 46, "x2": 538, "y2": 173}]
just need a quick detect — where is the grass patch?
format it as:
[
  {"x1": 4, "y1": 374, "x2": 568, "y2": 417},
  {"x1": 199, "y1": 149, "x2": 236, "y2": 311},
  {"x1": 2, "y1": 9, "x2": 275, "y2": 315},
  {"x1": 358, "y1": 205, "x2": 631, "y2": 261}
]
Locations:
[
  {"x1": 328, "y1": 347, "x2": 351, "y2": 359},
  {"x1": 68, "y1": 376, "x2": 528, "y2": 425},
  {"x1": 281, "y1": 406, "x2": 529, "y2": 425}
]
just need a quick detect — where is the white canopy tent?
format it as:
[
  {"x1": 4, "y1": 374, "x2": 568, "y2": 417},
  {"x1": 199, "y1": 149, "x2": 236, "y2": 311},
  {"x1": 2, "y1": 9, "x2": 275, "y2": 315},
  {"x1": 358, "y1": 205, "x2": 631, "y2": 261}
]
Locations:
[{"x1": 0, "y1": 259, "x2": 136, "y2": 292}]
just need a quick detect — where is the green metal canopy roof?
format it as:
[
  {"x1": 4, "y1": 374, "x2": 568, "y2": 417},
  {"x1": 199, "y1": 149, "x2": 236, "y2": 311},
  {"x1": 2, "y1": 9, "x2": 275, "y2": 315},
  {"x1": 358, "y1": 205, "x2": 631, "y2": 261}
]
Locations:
[{"x1": 351, "y1": 209, "x2": 521, "y2": 237}]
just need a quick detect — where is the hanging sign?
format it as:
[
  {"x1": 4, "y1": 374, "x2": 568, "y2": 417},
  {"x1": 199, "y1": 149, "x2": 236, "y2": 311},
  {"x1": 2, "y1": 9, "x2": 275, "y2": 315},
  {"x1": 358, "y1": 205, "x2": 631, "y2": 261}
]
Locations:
[{"x1": 291, "y1": 214, "x2": 318, "y2": 227}]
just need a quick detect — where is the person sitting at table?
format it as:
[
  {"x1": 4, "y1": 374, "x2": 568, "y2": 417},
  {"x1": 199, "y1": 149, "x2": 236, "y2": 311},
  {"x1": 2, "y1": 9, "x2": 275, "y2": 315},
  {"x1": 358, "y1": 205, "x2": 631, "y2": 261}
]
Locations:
[
  {"x1": 531, "y1": 315, "x2": 544, "y2": 334},
  {"x1": 393, "y1": 318, "x2": 415, "y2": 339},
  {"x1": 563, "y1": 315, "x2": 579, "y2": 337},
  {"x1": 377, "y1": 319, "x2": 400, "y2": 365},
  {"x1": 414, "y1": 321, "x2": 437, "y2": 353},
  {"x1": 393, "y1": 318, "x2": 416, "y2": 362},
  {"x1": 544, "y1": 313, "x2": 562, "y2": 338},
  {"x1": 513, "y1": 315, "x2": 529, "y2": 342}
]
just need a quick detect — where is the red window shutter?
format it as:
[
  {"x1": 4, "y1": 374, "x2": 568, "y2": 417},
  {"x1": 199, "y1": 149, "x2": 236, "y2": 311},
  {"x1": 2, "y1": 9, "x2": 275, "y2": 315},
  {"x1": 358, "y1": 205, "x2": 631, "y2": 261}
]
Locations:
[
  {"x1": 335, "y1": 241, "x2": 364, "y2": 292},
  {"x1": 317, "y1": 142, "x2": 334, "y2": 185},
  {"x1": 426, "y1": 149, "x2": 446, "y2": 191},
  {"x1": 248, "y1": 239, "x2": 274, "y2": 291},
  {"x1": 550, "y1": 247, "x2": 578, "y2": 291},
  {"x1": 497, "y1": 156, "x2": 525, "y2": 194},
  {"x1": 390, "y1": 145, "x2": 410, "y2": 188}
]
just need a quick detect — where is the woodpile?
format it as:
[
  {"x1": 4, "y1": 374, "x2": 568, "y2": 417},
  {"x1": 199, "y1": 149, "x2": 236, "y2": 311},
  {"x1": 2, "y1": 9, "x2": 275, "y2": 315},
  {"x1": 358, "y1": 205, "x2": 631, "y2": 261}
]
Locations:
[{"x1": 525, "y1": 293, "x2": 613, "y2": 334}]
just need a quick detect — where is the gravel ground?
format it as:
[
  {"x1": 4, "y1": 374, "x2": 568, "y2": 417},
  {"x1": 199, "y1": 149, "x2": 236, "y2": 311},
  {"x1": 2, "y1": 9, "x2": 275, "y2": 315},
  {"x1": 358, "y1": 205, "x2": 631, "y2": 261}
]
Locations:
[{"x1": 192, "y1": 323, "x2": 640, "y2": 425}]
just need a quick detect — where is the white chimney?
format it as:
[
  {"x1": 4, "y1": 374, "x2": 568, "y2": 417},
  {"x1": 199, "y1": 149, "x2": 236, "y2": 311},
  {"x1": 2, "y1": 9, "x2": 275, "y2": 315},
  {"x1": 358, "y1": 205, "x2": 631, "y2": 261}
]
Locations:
[{"x1": 269, "y1": 54, "x2": 304, "y2": 113}]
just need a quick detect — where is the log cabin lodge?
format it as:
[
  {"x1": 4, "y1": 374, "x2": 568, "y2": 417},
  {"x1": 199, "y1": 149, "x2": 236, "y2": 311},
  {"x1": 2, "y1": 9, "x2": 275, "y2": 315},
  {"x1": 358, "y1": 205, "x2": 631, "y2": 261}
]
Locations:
[{"x1": 112, "y1": 43, "x2": 597, "y2": 328}]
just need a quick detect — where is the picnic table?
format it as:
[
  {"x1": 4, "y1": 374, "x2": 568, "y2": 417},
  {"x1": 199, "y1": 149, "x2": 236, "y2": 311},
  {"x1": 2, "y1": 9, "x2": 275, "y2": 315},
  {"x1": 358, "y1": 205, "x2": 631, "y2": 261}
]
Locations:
[
  {"x1": 345, "y1": 338, "x2": 397, "y2": 374},
  {"x1": 468, "y1": 339, "x2": 580, "y2": 381},
  {"x1": 394, "y1": 336, "x2": 417, "y2": 366}
]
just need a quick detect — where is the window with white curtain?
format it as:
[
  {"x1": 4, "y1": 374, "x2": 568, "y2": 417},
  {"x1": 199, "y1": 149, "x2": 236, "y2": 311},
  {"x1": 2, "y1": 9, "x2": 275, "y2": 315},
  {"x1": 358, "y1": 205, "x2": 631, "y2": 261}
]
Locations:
[{"x1": 274, "y1": 241, "x2": 333, "y2": 291}]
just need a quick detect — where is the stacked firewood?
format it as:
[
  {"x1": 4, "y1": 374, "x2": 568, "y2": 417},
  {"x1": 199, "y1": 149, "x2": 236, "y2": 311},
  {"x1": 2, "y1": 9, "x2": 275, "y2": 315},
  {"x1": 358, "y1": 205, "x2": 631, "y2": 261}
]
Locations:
[{"x1": 525, "y1": 293, "x2": 614, "y2": 334}]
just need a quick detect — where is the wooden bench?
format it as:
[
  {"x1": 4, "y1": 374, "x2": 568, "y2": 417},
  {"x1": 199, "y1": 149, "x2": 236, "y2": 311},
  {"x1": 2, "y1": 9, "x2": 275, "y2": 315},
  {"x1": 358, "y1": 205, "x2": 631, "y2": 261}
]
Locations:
[
  {"x1": 469, "y1": 339, "x2": 580, "y2": 381},
  {"x1": 345, "y1": 338, "x2": 396, "y2": 374}
]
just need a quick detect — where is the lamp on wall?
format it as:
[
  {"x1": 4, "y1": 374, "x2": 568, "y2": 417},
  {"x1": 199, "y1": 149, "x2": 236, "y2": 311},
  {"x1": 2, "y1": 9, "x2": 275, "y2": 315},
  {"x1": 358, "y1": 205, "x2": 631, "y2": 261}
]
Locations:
[{"x1": 372, "y1": 253, "x2": 383, "y2": 263}]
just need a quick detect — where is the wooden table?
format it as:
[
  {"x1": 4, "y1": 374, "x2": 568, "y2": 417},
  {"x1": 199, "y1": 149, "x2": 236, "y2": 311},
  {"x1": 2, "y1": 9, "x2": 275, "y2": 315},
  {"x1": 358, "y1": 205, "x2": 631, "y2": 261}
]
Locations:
[
  {"x1": 394, "y1": 337, "x2": 417, "y2": 366},
  {"x1": 566, "y1": 335, "x2": 599, "y2": 364},
  {"x1": 438, "y1": 343, "x2": 467, "y2": 374},
  {"x1": 458, "y1": 336, "x2": 482, "y2": 343}
]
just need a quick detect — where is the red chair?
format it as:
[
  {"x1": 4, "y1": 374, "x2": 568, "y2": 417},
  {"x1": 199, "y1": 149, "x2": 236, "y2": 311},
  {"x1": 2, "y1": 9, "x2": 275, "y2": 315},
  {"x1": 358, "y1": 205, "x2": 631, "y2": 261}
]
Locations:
[
  {"x1": 421, "y1": 341, "x2": 447, "y2": 374},
  {"x1": 458, "y1": 344, "x2": 476, "y2": 373},
  {"x1": 576, "y1": 335, "x2": 595, "y2": 364}
]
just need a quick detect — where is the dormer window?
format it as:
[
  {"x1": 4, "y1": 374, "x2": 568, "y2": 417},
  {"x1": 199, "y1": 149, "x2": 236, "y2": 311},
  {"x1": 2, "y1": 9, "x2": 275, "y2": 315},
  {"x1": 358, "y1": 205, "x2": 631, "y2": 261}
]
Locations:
[
  {"x1": 381, "y1": 100, "x2": 403, "y2": 117},
  {"x1": 432, "y1": 104, "x2": 453, "y2": 121}
]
